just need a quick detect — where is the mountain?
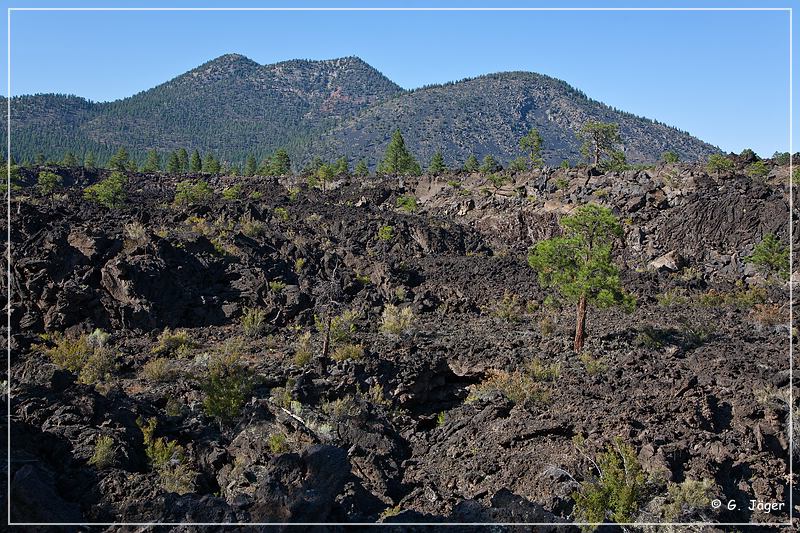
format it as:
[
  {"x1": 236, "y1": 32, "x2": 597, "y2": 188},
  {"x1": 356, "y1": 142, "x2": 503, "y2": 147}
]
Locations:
[{"x1": 2, "y1": 54, "x2": 718, "y2": 167}]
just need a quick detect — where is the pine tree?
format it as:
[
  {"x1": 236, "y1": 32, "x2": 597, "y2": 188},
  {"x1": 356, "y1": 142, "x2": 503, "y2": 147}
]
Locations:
[
  {"x1": 177, "y1": 148, "x2": 189, "y2": 172},
  {"x1": 334, "y1": 156, "x2": 349, "y2": 176},
  {"x1": 377, "y1": 129, "x2": 420, "y2": 176},
  {"x1": 127, "y1": 157, "x2": 138, "y2": 172},
  {"x1": 34, "y1": 153, "x2": 45, "y2": 166},
  {"x1": 428, "y1": 150, "x2": 446, "y2": 176},
  {"x1": 519, "y1": 128, "x2": 544, "y2": 169},
  {"x1": 354, "y1": 159, "x2": 369, "y2": 177},
  {"x1": 84, "y1": 152, "x2": 96, "y2": 169},
  {"x1": 479, "y1": 154, "x2": 500, "y2": 175},
  {"x1": 62, "y1": 151, "x2": 78, "y2": 167},
  {"x1": 244, "y1": 154, "x2": 257, "y2": 176},
  {"x1": 577, "y1": 121, "x2": 621, "y2": 166},
  {"x1": 143, "y1": 149, "x2": 161, "y2": 173},
  {"x1": 108, "y1": 147, "x2": 130, "y2": 172},
  {"x1": 464, "y1": 154, "x2": 479, "y2": 173},
  {"x1": 190, "y1": 150, "x2": 202, "y2": 173},
  {"x1": 528, "y1": 204, "x2": 634, "y2": 352},
  {"x1": 270, "y1": 149, "x2": 291, "y2": 176},
  {"x1": 203, "y1": 153, "x2": 220, "y2": 174},
  {"x1": 166, "y1": 151, "x2": 181, "y2": 173}
]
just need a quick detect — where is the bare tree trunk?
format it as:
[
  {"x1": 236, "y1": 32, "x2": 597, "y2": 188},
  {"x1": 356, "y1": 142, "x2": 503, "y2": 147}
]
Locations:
[
  {"x1": 574, "y1": 294, "x2": 587, "y2": 353},
  {"x1": 315, "y1": 315, "x2": 332, "y2": 375}
]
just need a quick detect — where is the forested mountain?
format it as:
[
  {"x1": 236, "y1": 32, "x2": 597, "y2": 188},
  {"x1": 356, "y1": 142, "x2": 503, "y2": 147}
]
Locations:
[{"x1": 2, "y1": 54, "x2": 718, "y2": 168}]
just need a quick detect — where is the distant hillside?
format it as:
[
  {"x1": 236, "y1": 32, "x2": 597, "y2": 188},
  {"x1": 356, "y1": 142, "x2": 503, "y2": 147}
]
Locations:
[{"x1": 2, "y1": 54, "x2": 718, "y2": 168}]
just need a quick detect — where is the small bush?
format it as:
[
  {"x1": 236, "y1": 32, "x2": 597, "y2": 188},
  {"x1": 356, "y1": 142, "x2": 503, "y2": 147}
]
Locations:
[
  {"x1": 240, "y1": 213, "x2": 266, "y2": 238},
  {"x1": 538, "y1": 316, "x2": 556, "y2": 337},
  {"x1": 436, "y1": 411, "x2": 446, "y2": 426},
  {"x1": 526, "y1": 358, "x2": 561, "y2": 382},
  {"x1": 396, "y1": 194, "x2": 418, "y2": 212},
  {"x1": 138, "y1": 417, "x2": 195, "y2": 495},
  {"x1": 269, "y1": 280, "x2": 286, "y2": 293},
  {"x1": 142, "y1": 358, "x2": 174, "y2": 382},
  {"x1": 84, "y1": 172, "x2": 127, "y2": 208},
  {"x1": 88, "y1": 435, "x2": 115, "y2": 468},
  {"x1": 123, "y1": 221, "x2": 148, "y2": 249},
  {"x1": 273, "y1": 206, "x2": 289, "y2": 221},
  {"x1": 745, "y1": 160, "x2": 769, "y2": 180},
  {"x1": 268, "y1": 433, "x2": 289, "y2": 454},
  {"x1": 332, "y1": 343, "x2": 364, "y2": 362},
  {"x1": 222, "y1": 183, "x2": 242, "y2": 200},
  {"x1": 748, "y1": 234, "x2": 789, "y2": 280},
  {"x1": 315, "y1": 309, "x2": 358, "y2": 345},
  {"x1": 152, "y1": 328, "x2": 195, "y2": 356},
  {"x1": 322, "y1": 395, "x2": 359, "y2": 421},
  {"x1": 38, "y1": 331, "x2": 115, "y2": 384},
  {"x1": 78, "y1": 347, "x2": 116, "y2": 384},
  {"x1": 37, "y1": 171, "x2": 63, "y2": 195},
  {"x1": 365, "y1": 383, "x2": 391, "y2": 407},
  {"x1": 663, "y1": 479, "x2": 714, "y2": 520},
  {"x1": 270, "y1": 385, "x2": 293, "y2": 409},
  {"x1": 572, "y1": 437, "x2": 646, "y2": 526},
  {"x1": 491, "y1": 291, "x2": 523, "y2": 322},
  {"x1": 467, "y1": 370, "x2": 549, "y2": 407},
  {"x1": 579, "y1": 352, "x2": 607, "y2": 376},
  {"x1": 377, "y1": 225, "x2": 394, "y2": 241},
  {"x1": 174, "y1": 179, "x2": 212, "y2": 206},
  {"x1": 380, "y1": 304, "x2": 414, "y2": 336},
  {"x1": 202, "y1": 343, "x2": 252, "y2": 423},
  {"x1": 294, "y1": 257, "x2": 306, "y2": 271},
  {"x1": 293, "y1": 331, "x2": 313, "y2": 366},
  {"x1": 241, "y1": 307, "x2": 266, "y2": 338}
]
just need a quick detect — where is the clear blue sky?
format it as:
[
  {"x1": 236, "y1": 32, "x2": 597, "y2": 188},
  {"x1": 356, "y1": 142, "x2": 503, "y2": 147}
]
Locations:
[{"x1": 1, "y1": 0, "x2": 796, "y2": 157}]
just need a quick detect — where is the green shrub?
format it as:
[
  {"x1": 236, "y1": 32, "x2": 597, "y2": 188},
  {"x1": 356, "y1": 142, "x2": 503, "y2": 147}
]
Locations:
[
  {"x1": 241, "y1": 307, "x2": 266, "y2": 337},
  {"x1": 436, "y1": 411, "x2": 446, "y2": 426},
  {"x1": 467, "y1": 370, "x2": 548, "y2": 407},
  {"x1": 240, "y1": 213, "x2": 266, "y2": 238},
  {"x1": 270, "y1": 384, "x2": 293, "y2": 409},
  {"x1": 315, "y1": 309, "x2": 357, "y2": 345},
  {"x1": 377, "y1": 225, "x2": 394, "y2": 241},
  {"x1": 37, "y1": 331, "x2": 115, "y2": 384},
  {"x1": 138, "y1": 417, "x2": 195, "y2": 495},
  {"x1": 332, "y1": 343, "x2": 364, "y2": 362},
  {"x1": 380, "y1": 304, "x2": 414, "y2": 335},
  {"x1": 322, "y1": 395, "x2": 359, "y2": 421},
  {"x1": 396, "y1": 194, "x2": 418, "y2": 212},
  {"x1": 37, "y1": 171, "x2": 63, "y2": 195},
  {"x1": 573, "y1": 437, "x2": 646, "y2": 527},
  {"x1": 173, "y1": 179, "x2": 212, "y2": 206},
  {"x1": 269, "y1": 280, "x2": 286, "y2": 293},
  {"x1": 268, "y1": 433, "x2": 289, "y2": 454},
  {"x1": 201, "y1": 344, "x2": 252, "y2": 423},
  {"x1": 293, "y1": 331, "x2": 313, "y2": 366},
  {"x1": 491, "y1": 291, "x2": 523, "y2": 322},
  {"x1": 222, "y1": 183, "x2": 242, "y2": 200},
  {"x1": 274, "y1": 206, "x2": 289, "y2": 221},
  {"x1": 538, "y1": 316, "x2": 556, "y2": 337},
  {"x1": 294, "y1": 257, "x2": 306, "y2": 271},
  {"x1": 88, "y1": 435, "x2": 115, "y2": 468},
  {"x1": 365, "y1": 383, "x2": 391, "y2": 407},
  {"x1": 152, "y1": 328, "x2": 195, "y2": 356},
  {"x1": 141, "y1": 357, "x2": 174, "y2": 382},
  {"x1": 748, "y1": 234, "x2": 789, "y2": 280},
  {"x1": 526, "y1": 358, "x2": 561, "y2": 382},
  {"x1": 746, "y1": 160, "x2": 769, "y2": 180},
  {"x1": 78, "y1": 347, "x2": 116, "y2": 384},
  {"x1": 663, "y1": 479, "x2": 714, "y2": 520},
  {"x1": 579, "y1": 352, "x2": 607, "y2": 375},
  {"x1": 84, "y1": 172, "x2": 127, "y2": 208}
]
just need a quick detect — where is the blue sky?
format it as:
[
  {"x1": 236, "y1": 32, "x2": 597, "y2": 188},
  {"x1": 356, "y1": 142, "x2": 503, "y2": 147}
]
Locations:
[{"x1": 1, "y1": 0, "x2": 796, "y2": 157}]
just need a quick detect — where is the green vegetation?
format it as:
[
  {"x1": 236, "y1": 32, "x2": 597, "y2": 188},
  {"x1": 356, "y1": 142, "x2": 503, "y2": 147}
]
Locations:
[
  {"x1": 377, "y1": 129, "x2": 421, "y2": 176},
  {"x1": 377, "y1": 225, "x2": 394, "y2": 241},
  {"x1": 748, "y1": 233, "x2": 789, "y2": 280},
  {"x1": 174, "y1": 179, "x2": 212, "y2": 206},
  {"x1": 354, "y1": 159, "x2": 369, "y2": 177},
  {"x1": 577, "y1": 121, "x2": 621, "y2": 166},
  {"x1": 141, "y1": 357, "x2": 174, "y2": 382},
  {"x1": 222, "y1": 183, "x2": 243, "y2": 200},
  {"x1": 202, "y1": 342, "x2": 252, "y2": 423},
  {"x1": 108, "y1": 147, "x2": 132, "y2": 172},
  {"x1": 746, "y1": 160, "x2": 769, "y2": 180},
  {"x1": 37, "y1": 171, "x2": 62, "y2": 195},
  {"x1": 661, "y1": 151, "x2": 679, "y2": 164},
  {"x1": 467, "y1": 369, "x2": 549, "y2": 407},
  {"x1": 572, "y1": 437, "x2": 646, "y2": 527},
  {"x1": 293, "y1": 331, "x2": 313, "y2": 366},
  {"x1": 463, "y1": 154, "x2": 479, "y2": 173},
  {"x1": 479, "y1": 154, "x2": 500, "y2": 175},
  {"x1": 663, "y1": 479, "x2": 714, "y2": 520},
  {"x1": 84, "y1": 172, "x2": 127, "y2": 208},
  {"x1": 428, "y1": 150, "x2": 446, "y2": 175},
  {"x1": 151, "y1": 328, "x2": 195, "y2": 357},
  {"x1": 37, "y1": 330, "x2": 116, "y2": 385},
  {"x1": 772, "y1": 151, "x2": 790, "y2": 165},
  {"x1": 519, "y1": 127, "x2": 544, "y2": 169},
  {"x1": 142, "y1": 149, "x2": 161, "y2": 173},
  {"x1": 331, "y1": 343, "x2": 364, "y2": 362},
  {"x1": 268, "y1": 433, "x2": 289, "y2": 454},
  {"x1": 380, "y1": 304, "x2": 415, "y2": 335},
  {"x1": 273, "y1": 206, "x2": 289, "y2": 221},
  {"x1": 88, "y1": 435, "x2": 115, "y2": 468},
  {"x1": 138, "y1": 417, "x2": 195, "y2": 494},
  {"x1": 706, "y1": 153, "x2": 733, "y2": 177},
  {"x1": 528, "y1": 204, "x2": 635, "y2": 353},
  {"x1": 241, "y1": 307, "x2": 266, "y2": 337},
  {"x1": 396, "y1": 194, "x2": 418, "y2": 212}
]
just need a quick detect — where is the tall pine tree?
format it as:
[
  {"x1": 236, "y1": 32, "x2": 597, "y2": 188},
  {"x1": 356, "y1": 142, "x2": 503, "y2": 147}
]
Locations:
[
  {"x1": 377, "y1": 129, "x2": 420, "y2": 176},
  {"x1": 190, "y1": 150, "x2": 202, "y2": 173},
  {"x1": 142, "y1": 149, "x2": 161, "y2": 173}
]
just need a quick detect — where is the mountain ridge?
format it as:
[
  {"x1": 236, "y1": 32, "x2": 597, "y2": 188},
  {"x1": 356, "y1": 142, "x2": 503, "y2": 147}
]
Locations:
[{"x1": 2, "y1": 53, "x2": 719, "y2": 168}]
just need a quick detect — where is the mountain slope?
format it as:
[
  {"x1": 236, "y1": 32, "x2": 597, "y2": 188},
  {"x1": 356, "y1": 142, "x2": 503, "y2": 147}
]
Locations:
[
  {"x1": 319, "y1": 72, "x2": 717, "y2": 166},
  {"x1": 3, "y1": 55, "x2": 718, "y2": 167}
]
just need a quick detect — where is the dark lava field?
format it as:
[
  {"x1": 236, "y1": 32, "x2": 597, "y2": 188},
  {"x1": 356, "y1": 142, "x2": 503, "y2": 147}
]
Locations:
[{"x1": 3, "y1": 156, "x2": 796, "y2": 530}]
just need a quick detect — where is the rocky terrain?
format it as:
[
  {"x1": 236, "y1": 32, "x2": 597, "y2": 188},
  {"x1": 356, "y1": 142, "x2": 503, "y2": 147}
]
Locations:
[
  {"x1": 4, "y1": 156, "x2": 796, "y2": 529},
  {"x1": 3, "y1": 54, "x2": 717, "y2": 168}
]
